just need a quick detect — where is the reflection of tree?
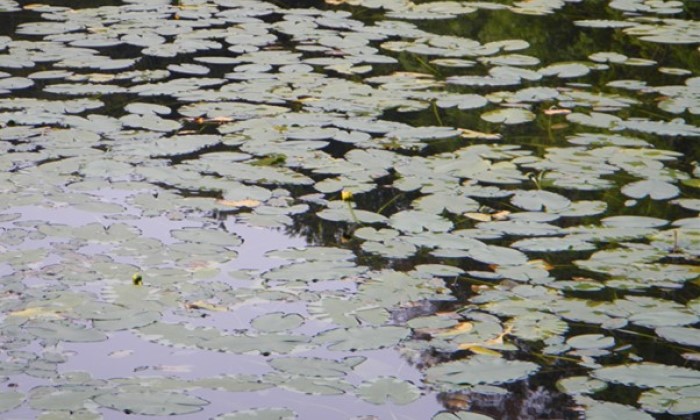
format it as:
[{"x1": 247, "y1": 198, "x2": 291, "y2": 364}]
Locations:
[{"x1": 437, "y1": 383, "x2": 575, "y2": 419}]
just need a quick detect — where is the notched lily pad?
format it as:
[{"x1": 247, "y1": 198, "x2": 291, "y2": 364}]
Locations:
[
  {"x1": 425, "y1": 356, "x2": 539, "y2": 388},
  {"x1": 94, "y1": 390, "x2": 208, "y2": 416},
  {"x1": 593, "y1": 363, "x2": 700, "y2": 388},
  {"x1": 356, "y1": 377, "x2": 421, "y2": 405}
]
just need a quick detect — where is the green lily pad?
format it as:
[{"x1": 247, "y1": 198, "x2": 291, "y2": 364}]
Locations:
[
  {"x1": 567, "y1": 334, "x2": 615, "y2": 350},
  {"x1": 481, "y1": 108, "x2": 536, "y2": 125},
  {"x1": 592, "y1": 364, "x2": 700, "y2": 388},
  {"x1": 655, "y1": 326, "x2": 700, "y2": 347},
  {"x1": 29, "y1": 385, "x2": 104, "y2": 411},
  {"x1": 508, "y1": 313, "x2": 568, "y2": 341},
  {"x1": 94, "y1": 391, "x2": 208, "y2": 416},
  {"x1": 433, "y1": 412, "x2": 494, "y2": 420},
  {"x1": 356, "y1": 377, "x2": 421, "y2": 405},
  {"x1": 251, "y1": 313, "x2": 304, "y2": 333},
  {"x1": 425, "y1": 356, "x2": 539, "y2": 387},
  {"x1": 269, "y1": 356, "x2": 365, "y2": 378},
  {"x1": 556, "y1": 376, "x2": 607, "y2": 395},
  {"x1": 0, "y1": 391, "x2": 23, "y2": 413},
  {"x1": 578, "y1": 398, "x2": 654, "y2": 420},
  {"x1": 214, "y1": 408, "x2": 296, "y2": 420},
  {"x1": 389, "y1": 210, "x2": 453, "y2": 233},
  {"x1": 639, "y1": 386, "x2": 700, "y2": 415},
  {"x1": 313, "y1": 326, "x2": 410, "y2": 351}
]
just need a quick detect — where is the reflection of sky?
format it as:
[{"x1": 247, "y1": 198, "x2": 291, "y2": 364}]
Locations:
[
  {"x1": 56, "y1": 332, "x2": 440, "y2": 420},
  {"x1": 1, "y1": 201, "x2": 445, "y2": 419}
]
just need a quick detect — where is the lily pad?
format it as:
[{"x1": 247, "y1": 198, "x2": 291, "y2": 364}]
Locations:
[
  {"x1": 356, "y1": 377, "x2": 421, "y2": 405},
  {"x1": 94, "y1": 391, "x2": 208, "y2": 416},
  {"x1": 214, "y1": 408, "x2": 296, "y2": 420},
  {"x1": 0, "y1": 391, "x2": 23, "y2": 413},
  {"x1": 425, "y1": 356, "x2": 539, "y2": 387},
  {"x1": 639, "y1": 386, "x2": 700, "y2": 416},
  {"x1": 313, "y1": 326, "x2": 410, "y2": 351},
  {"x1": 592, "y1": 364, "x2": 700, "y2": 388}
]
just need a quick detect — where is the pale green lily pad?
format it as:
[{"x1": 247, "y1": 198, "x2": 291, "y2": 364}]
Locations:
[
  {"x1": 593, "y1": 363, "x2": 700, "y2": 388},
  {"x1": 390, "y1": 210, "x2": 452, "y2": 233},
  {"x1": 415, "y1": 264, "x2": 464, "y2": 277},
  {"x1": 433, "y1": 412, "x2": 494, "y2": 420},
  {"x1": 214, "y1": 408, "x2": 296, "y2": 420},
  {"x1": 94, "y1": 391, "x2": 208, "y2": 416},
  {"x1": 511, "y1": 190, "x2": 571, "y2": 211},
  {"x1": 356, "y1": 377, "x2": 421, "y2": 405},
  {"x1": 556, "y1": 376, "x2": 607, "y2": 395},
  {"x1": 26, "y1": 321, "x2": 107, "y2": 343},
  {"x1": 466, "y1": 244, "x2": 528, "y2": 266},
  {"x1": 578, "y1": 398, "x2": 654, "y2": 420},
  {"x1": 269, "y1": 356, "x2": 365, "y2": 378},
  {"x1": 308, "y1": 297, "x2": 390, "y2": 327},
  {"x1": 425, "y1": 356, "x2": 539, "y2": 387},
  {"x1": 29, "y1": 385, "x2": 103, "y2": 411},
  {"x1": 567, "y1": 334, "x2": 615, "y2": 350},
  {"x1": 361, "y1": 239, "x2": 417, "y2": 259},
  {"x1": 481, "y1": 108, "x2": 535, "y2": 125},
  {"x1": 0, "y1": 391, "x2": 23, "y2": 413},
  {"x1": 639, "y1": 386, "x2": 700, "y2": 415},
  {"x1": 511, "y1": 236, "x2": 595, "y2": 252},
  {"x1": 655, "y1": 326, "x2": 700, "y2": 347},
  {"x1": 314, "y1": 326, "x2": 410, "y2": 351},
  {"x1": 621, "y1": 179, "x2": 680, "y2": 200},
  {"x1": 508, "y1": 313, "x2": 568, "y2": 341},
  {"x1": 317, "y1": 207, "x2": 388, "y2": 224},
  {"x1": 171, "y1": 227, "x2": 243, "y2": 248},
  {"x1": 251, "y1": 313, "x2": 304, "y2": 333},
  {"x1": 191, "y1": 375, "x2": 273, "y2": 393},
  {"x1": 264, "y1": 260, "x2": 367, "y2": 283}
]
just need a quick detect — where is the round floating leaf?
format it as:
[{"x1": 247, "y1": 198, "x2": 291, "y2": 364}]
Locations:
[
  {"x1": 29, "y1": 385, "x2": 103, "y2": 411},
  {"x1": 26, "y1": 321, "x2": 107, "y2": 343},
  {"x1": 581, "y1": 399, "x2": 654, "y2": 420},
  {"x1": 433, "y1": 412, "x2": 494, "y2": 420},
  {"x1": 251, "y1": 313, "x2": 304, "y2": 333},
  {"x1": 567, "y1": 334, "x2": 615, "y2": 350},
  {"x1": 508, "y1": 313, "x2": 568, "y2": 341},
  {"x1": 390, "y1": 210, "x2": 452, "y2": 233},
  {"x1": 601, "y1": 216, "x2": 668, "y2": 228},
  {"x1": 556, "y1": 376, "x2": 607, "y2": 395},
  {"x1": 425, "y1": 356, "x2": 539, "y2": 387},
  {"x1": 592, "y1": 364, "x2": 700, "y2": 388},
  {"x1": 269, "y1": 356, "x2": 365, "y2": 378},
  {"x1": 214, "y1": 408, "x2": 296, "y2": 420},
  {"x1": 466, "y1": 244, "x2": 528, "y2": 266},
  {"x1": 639, "y1": 386, "x2": 700, "y2": 416},
  {"x1": 356, "y1": 377, "x2": 421, "y2": 405},
  {"x1": 481, "y1": 108, "x2": 535, "y2": 125},
  {"x1": 267, "y1": 247, "x2": 356, "y2": 261},
  {"x1": 621, "y1": 180, "x2": 680, "y2": 200},
  {"x1": 0, "y1": 391, "x2": 23, "y2": 413},
  {"x1": 511, "y1": 190, "x2": 571, "y2": 211},
  {"x1": 512, "y1": 236, "x2": 595, "y2": 252},
  {"x1": 415, "y1": 264, "x2": 464, "y2": 277},
  {"x1": 93, "y1": 391, "x2": 208, "y2": 416},
  {"x1": 656, "y1": 326, "x2": 700, "y2": 347},
  {"x1": 317, "y1": 207, "x2": 388, "y2": 224},
  {"x1": 361, "y1": 239, "x2": 417, "y2": 259},
  {"x1": 314, "y1": 326, "x2": 410, "y2": 351},
  {"x1": 171, "y1": 227, "x2": 243, "y2": 248},
  {"x1": 264, "y1": 260, "x2": 366, "y2": 282}
]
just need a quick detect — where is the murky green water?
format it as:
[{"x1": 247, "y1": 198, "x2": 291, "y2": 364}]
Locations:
[{"x1": 0, "y1": 0, "x2": 699, "y2": 419}]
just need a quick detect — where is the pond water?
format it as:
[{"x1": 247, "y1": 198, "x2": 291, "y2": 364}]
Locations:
[{"x1": 0, "y1": 0, "x2": 699, "y2": 419}]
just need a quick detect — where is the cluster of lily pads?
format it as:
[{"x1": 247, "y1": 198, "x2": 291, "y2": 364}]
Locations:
[{"x1": 0, "y1": 0, "x2": 699, "y2": 418}]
